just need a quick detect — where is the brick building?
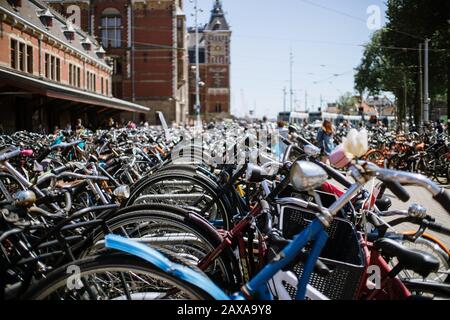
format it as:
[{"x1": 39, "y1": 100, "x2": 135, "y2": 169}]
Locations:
[
  {"x1": 0, "y1": 0, "x2": 148, "y2": 133},
  {"x1": 46, "y1": 0, "x2": 189, "y2": 125},
  {"x1": 188, "y1": 0, "x2": 231, "y2": 121}
]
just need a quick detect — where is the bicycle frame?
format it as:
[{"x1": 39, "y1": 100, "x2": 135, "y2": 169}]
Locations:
[
  {"x1": 358, "y1": 238, "x2": 411, "y2": 300},
  {"x1": 105, "y1": 218, "x2": 329, "y2": 300},
  {"x1": 105, "y1": 234, "x2": 230, "y2": 300}
]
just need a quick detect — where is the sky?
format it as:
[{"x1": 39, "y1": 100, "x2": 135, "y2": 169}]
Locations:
[{"x1": 185, "y1": 0, "x2": 388, "y2": 119}]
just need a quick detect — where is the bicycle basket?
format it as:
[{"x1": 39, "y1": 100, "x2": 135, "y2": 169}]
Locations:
[{"x1": 279, "y1": 206, "x2": 365, "y2": 300}]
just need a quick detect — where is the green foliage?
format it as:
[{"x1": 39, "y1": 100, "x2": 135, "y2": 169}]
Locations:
[
  {"x1": 336, "y1": 92, "x2": 358, "y2": 114},
  {"x1": 354, "y1": 0, "x2": 450, "y2": 125}
]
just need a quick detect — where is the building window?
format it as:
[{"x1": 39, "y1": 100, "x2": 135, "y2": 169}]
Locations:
[
  {"x1": 101, "y1": 77, "x2": 104, "y2": 94},
  {"x1": 56, "y1": 58, "x2": 60, "y2": 81},
  {"x1": 215, "y1": 103, "x2": 222, "y2": 113},
  {"x1": 44, "y1": 53, "x2": 60, "y2": 81},
  {"x1": 105, "y1": 79, "x2": 109, "y2": 96},
  {"x1": 69, "y1": 64, "x2": 81, "y2": 87},
  {"x1": 86, "y1": 71, "x2": 90, "y2": 90},
  {"x1": 101, "y1": 8, "x2": 122, "y2": 48},
  {"x1": 50, "y1": 56, "x2": 55, "y2": 80},
  {"x1": 18, "y1": 42, "x2": 25, "y2": 71},
  {"x1": 10, "y1": 39, "x2": 17, "y2": 69},
  {"x1": 114, "y1": 57, "x2": 122, "y2": 75},
  {"x1": 69, "y1": 64, "x2": 73, "y2": 85},
  {"x1": 44, "y1": 53, "x2": 49, "y2": 78},
  {"x1": 11, "y1": 39, "x2": 33, "y2": 74},
  {"x1": 86, "y1": 71, "x2": 97, "y2": 92},
  {"x1": 26, "y1": 46, "x2": 33, "y2": 73}
]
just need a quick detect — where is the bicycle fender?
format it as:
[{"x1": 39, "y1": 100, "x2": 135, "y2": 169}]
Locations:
[{"x1": 105, "y1": 234, "x2": 230, "y2": 300}]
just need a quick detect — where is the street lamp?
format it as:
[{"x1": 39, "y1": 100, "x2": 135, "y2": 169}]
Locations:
[{"x1": 190, "y1": 0, "x2": 203, "y2": 128}]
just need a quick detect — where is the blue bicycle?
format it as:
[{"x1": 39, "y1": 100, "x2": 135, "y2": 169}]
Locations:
[{"x1": 102, "y1": 160, "x2": 350, "y2": 300}]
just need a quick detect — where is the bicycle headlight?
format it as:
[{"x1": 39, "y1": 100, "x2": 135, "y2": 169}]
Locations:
[
  {"x1": 113, "y1": 185, "x2": 130, "y2": 200},
  {"x1": 13, "y1": 190, "x2": 37, "y2": 207}
]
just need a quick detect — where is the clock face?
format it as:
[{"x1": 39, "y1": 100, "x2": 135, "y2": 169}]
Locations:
[{"x1": 211, "y1": 44, "x2": 225, "y2": 55}]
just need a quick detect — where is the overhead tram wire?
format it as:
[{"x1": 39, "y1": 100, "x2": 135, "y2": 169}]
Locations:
[
  {"x1": 232, "y1": 34, "x2": 447, "y2": 53},
  {"x1": 297, "y1": 0, "x2": 426, "y2": 41}
]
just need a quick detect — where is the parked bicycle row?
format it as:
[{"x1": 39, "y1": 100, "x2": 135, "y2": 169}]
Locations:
[
  {"x1": 1, "y1": 122, "x2": 450, "y2": 300},
  {"x1": 281, "y1": 121, "x2": 449, "y2": 185}
]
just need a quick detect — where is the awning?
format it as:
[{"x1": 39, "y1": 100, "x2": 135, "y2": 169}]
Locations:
[{"x1": 0, "y1": 67, "x2": 149, "y2": 113}]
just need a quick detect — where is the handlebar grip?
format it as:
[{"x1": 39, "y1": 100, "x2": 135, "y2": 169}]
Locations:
[
  {"x1": 433, "y1": 189, "x2": 450, "y2": 215},
  {"x1": 20, "y1": 149, "x2": 34, "y2": 157},
  {"x1": 426, "y1": 221, "x2": 450, "y2": 237},
  {"x1": 382, "y1": 180, "x2": 410, "y2": 202},
  {"x1": 52, "y1": 165, "x2": 69, "y2": 175},
  {"x1": 0, "y1": 149, "x2": 21, "y2": 162}
]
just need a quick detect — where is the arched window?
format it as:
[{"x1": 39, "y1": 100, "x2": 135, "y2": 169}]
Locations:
[{"x1": 101, "y1": 8, "x2": 121, "y2": 48}]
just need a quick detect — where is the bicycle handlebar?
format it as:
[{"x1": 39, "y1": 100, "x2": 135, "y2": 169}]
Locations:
[
  {"x1": 424, "y1": 220, "x2": 450, "y2": 237},
  {"x1": 36, "y1": 172, "x2": 109, "y2": 186},
  {"x1": 50, "y1": 140, "x2": 84, "y2": 151},
  {"x1": 379, "y1": 179, "x2": 410, "y2": 203},
  {"x1": 0, "y1": 149, "x2": 33, "y2": 162},
  {"x1": 364, "y1": 162, "x2": 449, "y2": 214},
  {"x1": 433, "y1": 190, "x2": 450, "y2": 214}
]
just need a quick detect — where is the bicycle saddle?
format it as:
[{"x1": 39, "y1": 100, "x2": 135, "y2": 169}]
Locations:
[{"x1": 374, "y1": 238, "x2": 440, "y2": 278}]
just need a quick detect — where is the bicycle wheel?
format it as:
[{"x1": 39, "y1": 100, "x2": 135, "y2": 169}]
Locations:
[
  {"x1": 82, "y1": 205, "x2": 240, "y2": 291},
  {"x1": 24, "y1": 253, "x2": 214, "y2": 300},
  {"x1": 433, "y1": 154, "x2": 449, "y2": 185},
  {"x1": 365, "y1": 150, "x2": 385, "y2": 167},
  {"x1": 447, "y1": 164, "x2": 450, "y2": 185},
  {"x1": 125, "y1": 169, "x2": 233, "y2": 230},
  {"x1": 396, "y1": 236, "x2": 449, "y2": 283}
]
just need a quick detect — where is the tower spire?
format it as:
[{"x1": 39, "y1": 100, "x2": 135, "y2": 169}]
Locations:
[
  {"x1": 212, "y1": 0, "x2": 223, "y2": 16},
  {"x1": 207, "y1": 0, "x2": 229, "y2": 30}
]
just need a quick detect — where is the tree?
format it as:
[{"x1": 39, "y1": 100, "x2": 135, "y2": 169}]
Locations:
[
  {"x1": 354, "y1": 0, "x2": 450, "y2": 131},
  {"x1": 355, "y1": 30, "x2": 414, "y2": 128},
  {"x1": 336, "y1": 92, "x2": 358, "y2": 114}
]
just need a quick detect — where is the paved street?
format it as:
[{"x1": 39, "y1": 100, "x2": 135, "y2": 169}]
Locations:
[{"x1": 386, "y1": 185, "x2": 450, "y2": 248}]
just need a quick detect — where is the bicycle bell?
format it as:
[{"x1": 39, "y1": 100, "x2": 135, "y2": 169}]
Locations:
[{"x1": 408, "y1": 204, "x2": 427, "y2": 219}]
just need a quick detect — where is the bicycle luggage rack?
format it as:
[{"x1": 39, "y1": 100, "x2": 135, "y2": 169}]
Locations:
[{"x1": 279, "y1": 206, "x2": 365, "y2": 300}]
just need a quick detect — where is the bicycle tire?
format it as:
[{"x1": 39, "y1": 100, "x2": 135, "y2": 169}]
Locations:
[
  {"x1": 84, "y1": 204, "x2": 241, "y2": 291},
  {"x1": 125, "y1": 169, "x2": 234, "y2": 230},
  {"x1": 23, "y1": 253, "x2": 215, "y2": 300},
  {"x1": 396, "y1": 236, "x2": 450, "y2": 284}
]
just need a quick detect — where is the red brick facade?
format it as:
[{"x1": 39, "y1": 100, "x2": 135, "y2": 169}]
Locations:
[
  {"x1": 47, "y1": 0, "x2": 189, "y2": 125},
  {"x1": 0, "y1": 15, "x2": 112, "y2": 95},
  {"x1": 0, "y1": 0, "x2": 143, "y2": 133}
]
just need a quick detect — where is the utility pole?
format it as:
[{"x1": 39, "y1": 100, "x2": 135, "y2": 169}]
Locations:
[
  {"x1": 192, "y1": 0, "x2": 202, "y2": 126},
  {"x1": 304, "y1": 91, "x2": 308, "y2": 112},
  {"x1": 289, "y1": 49, "x2": 294, "y2": 112},
  {"x1": 319, "y1": 95, "x2": 323, "y2": 113},
  {"x1": 404, "y1": 73, "x2": 408, "y2": 128},
  {"x1": 423, "y1": 38, "x2": 430, "y2": 123},
  {"x1": 418, "y1": 43, "x2": 423, "y2": 126}
]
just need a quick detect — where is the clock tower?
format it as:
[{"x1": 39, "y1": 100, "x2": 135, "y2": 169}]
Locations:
[{"x1": 188, "y1": 0, "x2": 231, "y2": 120}]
